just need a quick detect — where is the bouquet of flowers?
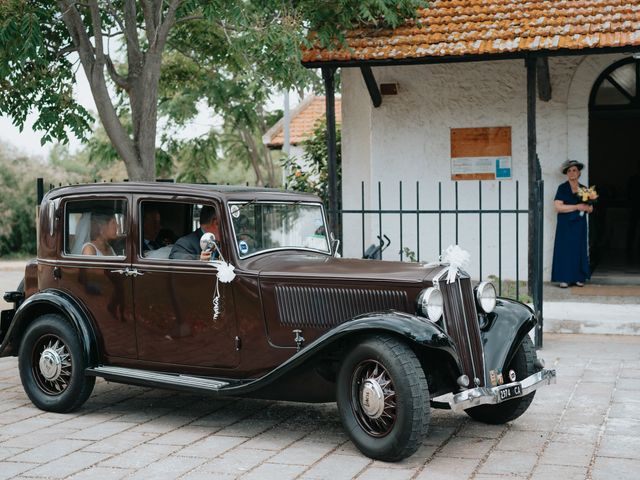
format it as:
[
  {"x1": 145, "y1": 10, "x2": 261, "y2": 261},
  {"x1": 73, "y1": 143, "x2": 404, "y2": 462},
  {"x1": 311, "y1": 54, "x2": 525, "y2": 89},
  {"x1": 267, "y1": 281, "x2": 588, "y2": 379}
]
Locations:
[{"x1": 575, "y1": 186, "x2": 598, "y2": 216}]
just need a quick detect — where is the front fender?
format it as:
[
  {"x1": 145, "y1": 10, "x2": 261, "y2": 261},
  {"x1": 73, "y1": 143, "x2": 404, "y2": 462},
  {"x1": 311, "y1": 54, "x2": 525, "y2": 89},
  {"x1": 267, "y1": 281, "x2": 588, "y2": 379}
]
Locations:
[
  {"x1": 222, "y1": 310, "x2": 461, "y2": 400},
  {"x1": 481, "y1": 298, "x2": 537, "y2": 383},
  {"x1": 0, "y1": 289, "x2": 100, "y2": 366}
]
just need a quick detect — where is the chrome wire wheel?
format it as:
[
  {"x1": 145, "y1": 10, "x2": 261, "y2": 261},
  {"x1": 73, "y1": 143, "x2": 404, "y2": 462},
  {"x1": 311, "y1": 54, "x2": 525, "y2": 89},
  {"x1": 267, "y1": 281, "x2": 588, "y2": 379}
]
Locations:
[
  {"x1": 31, "y1": 334, "x2": 72, "y2": 395},
  {"x1": 337, "y1": 335, "x2": 430, "y2": 461},
  {"x1": 20, "y1": 314, "x2": 95, "y2": 413},
  {"x1": 351, "y1": 359, "x2": 397, "y2": 437}
]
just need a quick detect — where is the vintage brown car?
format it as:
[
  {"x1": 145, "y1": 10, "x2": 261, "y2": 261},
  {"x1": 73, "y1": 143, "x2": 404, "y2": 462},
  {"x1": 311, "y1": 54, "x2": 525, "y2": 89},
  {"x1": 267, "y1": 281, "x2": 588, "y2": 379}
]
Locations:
[{"x1": 1, "y1": 182, "x2": 555, "y2": 461}]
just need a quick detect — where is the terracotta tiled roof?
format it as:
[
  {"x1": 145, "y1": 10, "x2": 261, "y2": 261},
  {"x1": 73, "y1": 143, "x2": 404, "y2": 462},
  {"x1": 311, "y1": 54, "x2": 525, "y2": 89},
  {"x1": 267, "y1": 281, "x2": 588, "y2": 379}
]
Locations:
[
  {"x1": 302, "y1": 0, "x2": 640, "y2": 64},
  {"x1": 263, "y1": 96, "x2": 342, "y2": 149}
]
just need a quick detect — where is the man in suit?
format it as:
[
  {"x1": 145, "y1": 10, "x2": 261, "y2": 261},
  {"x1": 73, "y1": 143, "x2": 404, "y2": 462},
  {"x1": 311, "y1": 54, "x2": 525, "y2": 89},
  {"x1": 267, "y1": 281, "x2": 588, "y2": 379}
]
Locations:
[
  {"x1": 169, "y1": 206, "x2": 220, "y2": 260},
  {"x1": 142, "y1": 206, "x2": 162, "y2": 253}
]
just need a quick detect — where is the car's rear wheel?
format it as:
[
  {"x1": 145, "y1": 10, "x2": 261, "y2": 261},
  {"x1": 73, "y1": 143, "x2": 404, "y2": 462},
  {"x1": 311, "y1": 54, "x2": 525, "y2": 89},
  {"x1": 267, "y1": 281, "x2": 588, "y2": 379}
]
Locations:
[
  {"x1": 19, "y1": 314, "x2": 95, "y2": 413},
  {"x1": 336, "y1": 334, "x2": 430, "y2": 462},
  {"x1": 465, "y1": 335, "x2": 537, "y2": 424}
]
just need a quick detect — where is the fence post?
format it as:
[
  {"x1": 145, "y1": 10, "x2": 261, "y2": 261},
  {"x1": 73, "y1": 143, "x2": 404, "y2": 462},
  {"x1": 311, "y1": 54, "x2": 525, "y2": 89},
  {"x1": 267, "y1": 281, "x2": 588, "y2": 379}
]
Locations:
[
  {"x1": 533, "y1": 178, "x2": 545, "y2": 348},
  {"x1": 36, "y1": 178, "x2": 44, "y2": 204},
  {"x1": 322, "y1": 67, "x2": 339, "y2": 241}
]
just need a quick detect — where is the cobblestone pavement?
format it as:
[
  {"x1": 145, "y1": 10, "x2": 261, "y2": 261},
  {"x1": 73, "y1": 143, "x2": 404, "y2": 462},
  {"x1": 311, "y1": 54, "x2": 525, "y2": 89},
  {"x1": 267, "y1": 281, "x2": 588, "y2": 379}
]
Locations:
[{"x1": 0, "y1": 333, "x2": 639, "y2": 479}]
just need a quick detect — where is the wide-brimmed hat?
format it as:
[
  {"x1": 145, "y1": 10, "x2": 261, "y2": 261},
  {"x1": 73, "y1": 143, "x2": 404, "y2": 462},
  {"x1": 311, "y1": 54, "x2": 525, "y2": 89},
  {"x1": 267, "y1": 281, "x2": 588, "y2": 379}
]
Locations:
[{"x1": 561, "y1": 159, "x2": 584, "y2": 174}]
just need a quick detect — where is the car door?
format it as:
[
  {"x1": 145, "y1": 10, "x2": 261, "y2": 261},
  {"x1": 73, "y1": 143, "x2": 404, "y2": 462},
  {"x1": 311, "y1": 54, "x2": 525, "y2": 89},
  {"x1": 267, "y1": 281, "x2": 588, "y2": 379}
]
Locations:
[
  {"x1": 53, "y1": 195, "x2": 137, "y2": 360},
  {"x1": 131, "y1": 197, "x2": 239, "y2": 369}
]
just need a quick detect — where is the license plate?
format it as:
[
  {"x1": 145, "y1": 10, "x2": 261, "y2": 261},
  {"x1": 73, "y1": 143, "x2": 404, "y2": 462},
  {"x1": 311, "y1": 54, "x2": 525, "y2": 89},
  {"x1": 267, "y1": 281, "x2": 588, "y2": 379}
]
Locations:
[{"x1": 498, "y1": 383, "x2": 522, "y2": 401}]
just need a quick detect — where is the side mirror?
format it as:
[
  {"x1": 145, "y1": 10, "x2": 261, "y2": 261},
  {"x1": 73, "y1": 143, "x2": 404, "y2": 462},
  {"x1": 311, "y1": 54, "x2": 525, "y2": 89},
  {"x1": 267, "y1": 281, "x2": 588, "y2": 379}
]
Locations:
[
  {"x1": 200, "y1": 232, "x2": 217, "y2": 253},
  {"x1": 330, "y1": 232, "x2": 341, "y2": 257}
]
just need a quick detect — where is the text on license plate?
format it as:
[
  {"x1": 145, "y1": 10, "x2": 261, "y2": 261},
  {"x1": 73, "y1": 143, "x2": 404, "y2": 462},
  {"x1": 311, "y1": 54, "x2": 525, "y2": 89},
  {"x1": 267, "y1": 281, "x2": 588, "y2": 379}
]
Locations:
[{"x1": 499, "y1": 384, "x2": 522, "y2": 400}]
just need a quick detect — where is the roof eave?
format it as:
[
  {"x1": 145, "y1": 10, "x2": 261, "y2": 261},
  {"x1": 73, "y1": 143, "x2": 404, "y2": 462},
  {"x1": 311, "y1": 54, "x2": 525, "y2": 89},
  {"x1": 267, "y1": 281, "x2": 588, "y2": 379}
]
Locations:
[{"x1": 302, "y1": 45, "x2": 640, "y2": 69}]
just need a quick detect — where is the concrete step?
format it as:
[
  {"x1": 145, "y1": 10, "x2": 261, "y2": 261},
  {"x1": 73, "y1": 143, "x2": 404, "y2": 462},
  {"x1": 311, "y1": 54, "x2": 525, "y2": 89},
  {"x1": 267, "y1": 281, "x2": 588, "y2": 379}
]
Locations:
[{"x1": 541, "y1": 301, "x2": 640, "y2": 336}]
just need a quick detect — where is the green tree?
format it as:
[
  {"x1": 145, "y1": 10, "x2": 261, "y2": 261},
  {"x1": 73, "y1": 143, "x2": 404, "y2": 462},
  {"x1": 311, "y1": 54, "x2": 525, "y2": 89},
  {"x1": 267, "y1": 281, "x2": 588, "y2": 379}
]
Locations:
[
  {"x1": 0, "y1": 1, "x2": 426, "y2": 181},
  {"x1": 283, "y1": 118, "x2": 341, "y2": 207},
  {"x1": 0, "y1": 143, "x2": 88, "y2": 256}
]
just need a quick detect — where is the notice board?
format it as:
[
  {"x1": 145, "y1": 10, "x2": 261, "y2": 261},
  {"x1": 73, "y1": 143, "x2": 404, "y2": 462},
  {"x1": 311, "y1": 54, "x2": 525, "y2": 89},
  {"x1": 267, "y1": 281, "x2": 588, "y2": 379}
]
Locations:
[{"x1": 450, "y1": 127, "x2": 512, "y2": 180}]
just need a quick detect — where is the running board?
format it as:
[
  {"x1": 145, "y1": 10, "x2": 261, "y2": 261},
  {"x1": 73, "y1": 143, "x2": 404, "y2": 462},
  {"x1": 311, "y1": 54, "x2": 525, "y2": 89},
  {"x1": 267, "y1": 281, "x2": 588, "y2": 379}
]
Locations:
[{"x1": 87, "y1": 366, "x2": 231, "y2": 393}]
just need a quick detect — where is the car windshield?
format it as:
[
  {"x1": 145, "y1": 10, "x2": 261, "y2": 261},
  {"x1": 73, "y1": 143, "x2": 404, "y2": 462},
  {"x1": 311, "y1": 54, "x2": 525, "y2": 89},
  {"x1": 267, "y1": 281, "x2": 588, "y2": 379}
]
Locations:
[{"x1": 228, "y1": 201, "x2": 330, "y2": 258}]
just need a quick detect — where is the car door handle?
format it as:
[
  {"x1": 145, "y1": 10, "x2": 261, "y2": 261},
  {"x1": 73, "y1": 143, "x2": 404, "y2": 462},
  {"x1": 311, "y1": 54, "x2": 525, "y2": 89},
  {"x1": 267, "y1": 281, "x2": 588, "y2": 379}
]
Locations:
[{"x1": 111, "y1": 268, "x2": 144, "y2": 277}]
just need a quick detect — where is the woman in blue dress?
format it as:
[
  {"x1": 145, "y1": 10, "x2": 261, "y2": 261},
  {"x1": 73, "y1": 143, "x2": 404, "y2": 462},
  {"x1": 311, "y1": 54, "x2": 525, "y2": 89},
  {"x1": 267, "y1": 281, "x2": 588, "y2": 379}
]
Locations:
[{"x1": 551, "y1": 160, "x2": 592, "y2": 288}]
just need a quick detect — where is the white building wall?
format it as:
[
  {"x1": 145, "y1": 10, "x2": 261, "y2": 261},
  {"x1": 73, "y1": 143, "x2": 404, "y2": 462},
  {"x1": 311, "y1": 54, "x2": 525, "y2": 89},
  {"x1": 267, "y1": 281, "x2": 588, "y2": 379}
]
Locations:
[
  {"x1": 342, "y1": 68, "x2": 373, "y2": 255},
  {"x1": 340, "y1": 53, "x2": 627, "y2": 282}
]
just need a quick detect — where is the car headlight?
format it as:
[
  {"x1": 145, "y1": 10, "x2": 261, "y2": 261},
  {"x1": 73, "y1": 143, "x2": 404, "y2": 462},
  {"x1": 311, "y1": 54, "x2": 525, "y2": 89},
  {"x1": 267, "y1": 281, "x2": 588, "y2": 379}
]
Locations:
[
  {"x1": 475, "y1": 282, "x2": 496, "y2": 313},
  {"x1": 416, "y1": 287, "x2": 443, "y2": 322}
]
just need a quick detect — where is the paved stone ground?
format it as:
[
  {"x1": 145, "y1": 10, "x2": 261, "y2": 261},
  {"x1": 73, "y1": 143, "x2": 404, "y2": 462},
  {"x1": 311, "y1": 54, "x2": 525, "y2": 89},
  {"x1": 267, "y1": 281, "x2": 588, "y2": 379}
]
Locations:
[{"x1": 0, "y1": 333, "x2": 639, "y2": 479}]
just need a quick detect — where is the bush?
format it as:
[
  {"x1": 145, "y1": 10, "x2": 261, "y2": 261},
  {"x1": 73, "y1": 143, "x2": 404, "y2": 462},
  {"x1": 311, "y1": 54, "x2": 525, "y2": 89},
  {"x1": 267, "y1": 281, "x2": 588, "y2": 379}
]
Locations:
[
  {"x1": 282, "y1": 118, "x2": 341, "y2": 207},
  {"x1": 0, "y1": 145, "x2": 86, "y2": 256},
  {"x1": 0, "y1": 157, "x2": 38, "y2": 256}
]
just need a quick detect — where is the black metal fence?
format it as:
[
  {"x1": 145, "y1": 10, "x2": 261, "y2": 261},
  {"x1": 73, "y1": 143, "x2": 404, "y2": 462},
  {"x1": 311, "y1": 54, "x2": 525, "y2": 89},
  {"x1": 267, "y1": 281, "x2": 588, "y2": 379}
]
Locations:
[{"x1": 339, "y1": 180, "x2": 541, "y2": 303}]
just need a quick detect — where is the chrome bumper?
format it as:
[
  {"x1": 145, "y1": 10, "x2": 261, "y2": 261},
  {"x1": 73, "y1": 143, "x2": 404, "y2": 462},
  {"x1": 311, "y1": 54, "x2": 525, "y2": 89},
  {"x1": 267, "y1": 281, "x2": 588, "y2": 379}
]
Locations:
[{"x1": 432, "y1": 369, "x2": 557, "y2": 412}]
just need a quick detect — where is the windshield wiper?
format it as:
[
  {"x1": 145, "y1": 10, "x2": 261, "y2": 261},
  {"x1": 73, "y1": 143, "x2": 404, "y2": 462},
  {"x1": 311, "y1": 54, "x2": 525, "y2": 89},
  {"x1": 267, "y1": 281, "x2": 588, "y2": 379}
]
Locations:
[{"x1": 233, "y1": 198, "x2": 257, "y2": 214}]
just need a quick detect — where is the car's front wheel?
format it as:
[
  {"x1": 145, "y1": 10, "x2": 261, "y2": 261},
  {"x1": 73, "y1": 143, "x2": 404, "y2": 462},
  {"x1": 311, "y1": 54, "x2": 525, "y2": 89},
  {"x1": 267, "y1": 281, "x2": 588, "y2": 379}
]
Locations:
[
  {"x1": 336, "y1": 334, "x2": 430, "y2": 462},
  {"x1": 465, "y1": 335, "x2": 537, "y2": 424},
  {"x1": 19, "y1": 314, "x2": 95, "y2": 413}
]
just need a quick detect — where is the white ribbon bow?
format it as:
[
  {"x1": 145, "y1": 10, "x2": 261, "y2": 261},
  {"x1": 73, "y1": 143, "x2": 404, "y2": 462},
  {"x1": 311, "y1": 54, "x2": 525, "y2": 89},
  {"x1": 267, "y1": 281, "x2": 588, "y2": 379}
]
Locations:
[
  {"x1": 211, "y1": 260, "x2": 236, "y2": 283},
  {"x1": 208, "y1": 261, "x2": 236, "y2": 320},
  {"x1": 440, "y1": 245, "x2": 471, "y2": 284}
]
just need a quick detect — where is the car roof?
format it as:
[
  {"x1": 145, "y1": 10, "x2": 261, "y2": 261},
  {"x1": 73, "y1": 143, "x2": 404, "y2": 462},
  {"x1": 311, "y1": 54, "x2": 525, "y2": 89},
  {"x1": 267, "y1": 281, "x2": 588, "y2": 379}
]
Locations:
[{"x1": 43, "y1": 182, "x2": 323, "y2": 204}]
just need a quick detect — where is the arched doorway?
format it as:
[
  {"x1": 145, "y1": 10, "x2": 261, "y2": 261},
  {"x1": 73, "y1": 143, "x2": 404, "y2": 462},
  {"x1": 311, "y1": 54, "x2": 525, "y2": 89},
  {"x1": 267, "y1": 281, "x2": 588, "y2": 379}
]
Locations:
[{"x1": 589, "y1": 57, "x2": 640, "y2": 280}]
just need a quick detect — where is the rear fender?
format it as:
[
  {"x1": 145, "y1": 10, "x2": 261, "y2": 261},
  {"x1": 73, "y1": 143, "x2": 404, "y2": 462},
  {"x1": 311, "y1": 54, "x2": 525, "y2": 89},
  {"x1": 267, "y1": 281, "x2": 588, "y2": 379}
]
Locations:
[
  {"x1": 0, "y1": 289, "x2": 100, "y2": 365},
  {"x1": 481, "y1": 299, "x2": 537, "y2": 383}
]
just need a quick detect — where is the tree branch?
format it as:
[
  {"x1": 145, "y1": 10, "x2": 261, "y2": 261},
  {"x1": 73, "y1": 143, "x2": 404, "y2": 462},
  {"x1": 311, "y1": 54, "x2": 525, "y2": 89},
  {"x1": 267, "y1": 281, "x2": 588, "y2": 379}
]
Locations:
[
  {"x1": 122, "y1": 0, "x2": 142, "y2": 61},
  {"x1": 102, "y1": 0, "x2": 125, "y2": 32},
  {"x1": 56, "y1": 44, "x2": 78, "y2": 58},
  {"x1": 88, "y1": 1, "x2": 104, "y2": 63},
  {"x1": 175, "y1": 14, "x2": 204, "y2": 24},
  {"x1": 154, "y1": 0, "x2": 181, "y2": 52},
  {"x1": 58, "y1": 1, "x2": 95, "y2": 65},
  {"x1": 105, "y1": 55, "x2": 129, "y2": 91},
  {"x1": 57, "y1": 0, "x2": 139, "y2": 176},
  {"x1": 141, "y1": 0, "x2": 157, "y2": 45}
]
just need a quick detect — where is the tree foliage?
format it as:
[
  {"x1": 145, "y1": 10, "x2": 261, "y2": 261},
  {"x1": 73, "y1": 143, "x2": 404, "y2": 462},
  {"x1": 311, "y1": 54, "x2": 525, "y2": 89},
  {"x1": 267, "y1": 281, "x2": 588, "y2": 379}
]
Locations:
[
  {"x1": 0, "y1": 143, "x2": 90, "y2": 256},
  {"x1": 283, "y1": 118, "x2": 342, "y2": 207},
  {"x1": 0, "y1": 0, "x2": 426, "y2": 181}
]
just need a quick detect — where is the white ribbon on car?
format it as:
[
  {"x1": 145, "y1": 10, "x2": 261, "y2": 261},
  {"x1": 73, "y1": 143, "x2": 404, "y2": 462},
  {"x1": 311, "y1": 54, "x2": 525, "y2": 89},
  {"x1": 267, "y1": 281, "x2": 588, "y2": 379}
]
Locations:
[
  {"x1": 211, "y1": 260, "x2": 236, "y2": 283},
  {"x1": 440, "y1": 244, "x2": 471, "y2": 283},
  {"x1": 208, "y1": 261, "x2": 236, "y2": 320},
  {"x1": 200, "y1": 232, "x2": 237, "y2": 320}
]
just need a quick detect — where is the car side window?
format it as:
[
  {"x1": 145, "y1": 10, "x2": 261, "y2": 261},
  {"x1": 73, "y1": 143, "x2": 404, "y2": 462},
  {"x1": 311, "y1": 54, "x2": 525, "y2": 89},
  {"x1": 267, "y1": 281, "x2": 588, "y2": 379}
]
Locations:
[
  {"x1": 64, "y1": 199, "x2": 127, "y2": 256},
  {"x1": 139, "y1": 201, "x2": 221, "y2": 262},
  {"x1": 168, "y1": 203, "x2": 222, "y2": 262},
  {"x1": 140, "y1": 202, "x2": 179, "y2": 259}
]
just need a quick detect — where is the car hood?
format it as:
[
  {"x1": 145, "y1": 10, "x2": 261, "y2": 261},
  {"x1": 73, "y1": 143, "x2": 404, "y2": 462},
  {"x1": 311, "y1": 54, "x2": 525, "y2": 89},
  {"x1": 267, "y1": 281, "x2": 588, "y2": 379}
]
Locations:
[{"x1": 239, "y1": 251, "x2": 444, "y2": 285}]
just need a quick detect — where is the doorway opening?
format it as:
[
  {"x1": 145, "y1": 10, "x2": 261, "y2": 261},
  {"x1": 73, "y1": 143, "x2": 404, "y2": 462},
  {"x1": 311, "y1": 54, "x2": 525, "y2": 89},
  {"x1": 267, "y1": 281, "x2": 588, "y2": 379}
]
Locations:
[{"x1": 589, "y1": 57, "x2": 640, "y2": 282}]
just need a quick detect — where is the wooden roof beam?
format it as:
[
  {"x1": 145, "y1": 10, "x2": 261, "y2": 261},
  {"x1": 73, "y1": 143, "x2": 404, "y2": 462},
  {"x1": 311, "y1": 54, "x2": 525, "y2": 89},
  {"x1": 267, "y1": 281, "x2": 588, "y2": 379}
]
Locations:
[
  {"x1": 360, "y1": 66, "x2": 382, "y2": 108},
  {"x1": 537, "y1": 57, "x2": 552, "y2": 102}
]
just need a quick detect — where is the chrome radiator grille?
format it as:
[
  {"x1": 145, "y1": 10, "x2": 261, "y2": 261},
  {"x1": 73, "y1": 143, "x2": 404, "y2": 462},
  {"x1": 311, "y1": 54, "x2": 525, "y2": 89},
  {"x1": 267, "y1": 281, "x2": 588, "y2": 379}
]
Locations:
[
  {"x1": 439, "y1": 275, "x2": 485, "y2": 386},
  {"x1": 275, "y1": 285, "x2": 408, "y2": 329}
]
